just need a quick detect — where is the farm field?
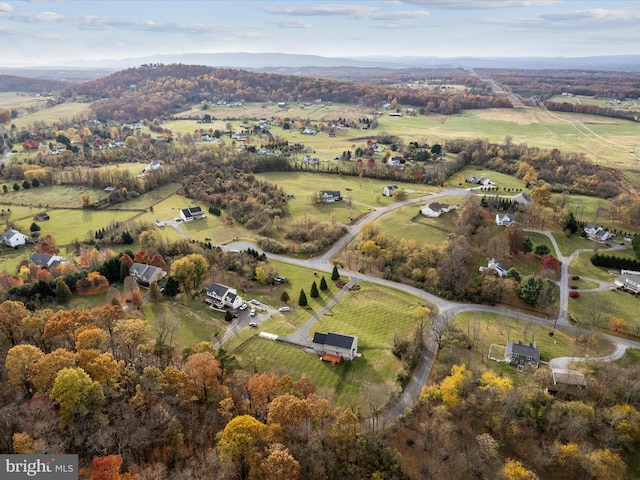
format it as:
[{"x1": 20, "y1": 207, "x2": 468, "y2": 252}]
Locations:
[{"x1": 8, "y1": 101, "x2": 92, "y2": 130}]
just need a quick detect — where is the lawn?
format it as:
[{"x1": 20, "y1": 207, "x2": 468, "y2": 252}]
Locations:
[
  {"x1": 448, "y1": 166, "x2": 529, "y2": 192},
  {"x1": 568, "y1": 251, "x2": 619, "y2": 281},
  {"x1": 451, "y1": 310, "x2": 615, "y2": 364},
  {"x1": 376, "y1": 196, "x2": 463, "y2": 245},
  {"x1": 0, "y1": 185, "x2": 108, "y2": 209},
  {"x1": 234, "y1": 281, "x2": 430, "y2": 409},
  {"x1": 568, "y1": 290, "x2": 640, "y2": 336}
]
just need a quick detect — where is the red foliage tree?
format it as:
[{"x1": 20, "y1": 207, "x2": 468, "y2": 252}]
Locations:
[
  {"x1": 119, "y1": 254, "x2": 134, "y2": 268},
  {"x1": 539, "y1": 255, "x2": 561, "y2": 280},
  {"x1": 22, "y1": 139, "x2": 39, "y2": 150},
  {"x1": 133, "y1": 251, "x2": 150, "y2": 265}
]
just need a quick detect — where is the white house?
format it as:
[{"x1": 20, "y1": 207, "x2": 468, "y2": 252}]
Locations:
[
  {"x1": 584, "y1": 224, "x2": 613, "y2": 242},
  {"x1": 144, "y1": 160, "x2": 161, "y2": 173},
  {"x1": 614, "y1": 272, "x2": 640, "y2": 294},
  {"x1": 29, "y1": 253, "x2": 66, "y2": 269},
  {"x1": 496, "y1": 213, "x2": 517, "y2": 226},
  {"x1": 0, "y1": 229, "x2": 28, "y2": 248},
  {"x1": 318, "y1": 190, "x2": 342, "y2": 203},
  {"x1": 421, "y1": 202, "x2": 457, "y2": 218},
  {"x1": 383, "y1": 185, "x2": 398, "y2": 197},
  {"x1": 205, "y1": 283, "x2": 244, "y2": 309},
  {"x1": 180, "y1": 206, "x2": 205, "y2": 222},
  {"x1": 312, "y1": 332, "x2": 359, "y2": 362},
  {"x1": 467, "y1": 175, "x2": 494, "y2": 186},
  {"x1": 480, "y1": 259, "x2": 508, "y2": 277},
  {"x1": 302, "y1": 155, "x2": 318, "y2": 165}
]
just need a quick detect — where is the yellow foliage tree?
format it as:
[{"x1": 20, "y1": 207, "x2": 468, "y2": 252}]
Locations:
[
  {"x1": 500, "y1": 458, "x2": 539, "y2": 480},
  {"x1": 439, "y1": 364, "x2": 472, "y2": 409}
]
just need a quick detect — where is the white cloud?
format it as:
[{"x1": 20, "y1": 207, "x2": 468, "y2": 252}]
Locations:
[
  {"x1": 268, "y1": 19, "x2": 313, "y2": 29},
  {"x1": 483, "y1": 8, "x2": 640, "y2": 30},
  {"x1": 399, "y1": 0, "x2": 560, "y2": 8},
  {"x1": 0, "y1": 2, "x2": 13, "y2": 12},
  {"x1": 262, "y1": 3, "x2": 428, "y2": 20}
]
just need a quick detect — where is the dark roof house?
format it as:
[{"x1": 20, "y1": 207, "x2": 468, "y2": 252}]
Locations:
[
  {"x1": 29, "y1": 253, "x2": 66, "y2": 269},
  {"x1": 180, "y1": 206, "x2": 205, "y2": 222},
  {"x1": 505, "y1": 340, "x2": 540, "y2": 367},
  {"x1": 129, "y1": 263, "x2": 166, "y2": 286},
  {"x1": 312, "y1": 331, "x2": 358, "y2": 362}
]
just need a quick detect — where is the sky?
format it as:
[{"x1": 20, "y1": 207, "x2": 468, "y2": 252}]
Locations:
[{"x1": 1, "y1": 0, "x2": 639, "y2": 66}]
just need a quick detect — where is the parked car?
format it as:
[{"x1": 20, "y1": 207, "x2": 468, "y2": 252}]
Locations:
[
  {"x1": 250, "y1": 309, "x2": 256, "y2": 317},
  {"x1": 239, "y1": 303, "x2": 248, "y2": 311},
  {"x1": 249, "y1": 299, "x2": 260, "y2": 305},
  {"x1": 249, "y1": 322, "x2": 257, "y2": 328},
  {"x1": 278, "y1": 306, "x2": 290, "y2": 312}
]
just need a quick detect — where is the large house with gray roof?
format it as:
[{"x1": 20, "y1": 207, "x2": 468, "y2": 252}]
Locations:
[
  {"x1": 312, "y1": 332, "x2": 359, "y2": 362},
  {"x1": 505, "y1": 340, "x2": 540, "y2": 367},
  {"x1": 205, "y1": 283, "x2": 243, "y2": 309},
  {"x1": 129, "y1": 263, "x2": 166, "y2": 286}
]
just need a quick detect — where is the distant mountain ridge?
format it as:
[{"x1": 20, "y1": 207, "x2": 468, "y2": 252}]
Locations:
[{"x1": 2, "y1": 52, "x2": 638, "y2": 78}]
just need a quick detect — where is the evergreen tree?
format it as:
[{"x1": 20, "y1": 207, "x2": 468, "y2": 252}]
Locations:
[
  {"x1": 163, "y1": 276, "x2": 180, "y2": 297},
  {"x1": 225, "y1": 310, "x2": 233, "y2": 322},
  {"x1": 310, "y1": 281, "x2": 319, "y2": 298},
  {"x1": 331, "y1": 265, "x2": 340, "y2": 281},
  {"x1": 119, "y1": 261, "x2": 130, "y2": 282},
  {"x1": 298, "y1": 289, "x2": 308, "y2": 307},
  {"x1": 523, "y1": 236, "x2": 533, "y2": 253},
  {"x1": 149, "y1": 282, "x2": 162, "y2": 303},
  {"x1": 280, "y1": 291, "x2": 290, "y2": 304},
  {"x1": 55, "y1": 277, "x2": 72, "y2": 304},
  {"x1": 319, "y1": 276, "x2": 328, "y2": 291},
  {"x1": 564, "y1": 212, "x2": 579, "y2": 234}
]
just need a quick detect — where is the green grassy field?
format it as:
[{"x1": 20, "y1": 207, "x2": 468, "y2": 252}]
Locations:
[
  {"x1": 0, "y1": 185, "x2": 109, "y2": 209},
  {"x1": 376, "y1": 197, "x2": 462, "y2": 245},
  {"x1": 234, "y1": 281, "x2": 426, "y2": 409},
  {"x1": 569, "y1": 290, "x2": 640, "y2": 336},
  {"x1": 8, "y1": 102, "x2": 92, "y2": 130},
  {"x1": 452, "y1": 310, "x2": 614, "y2": 363}
]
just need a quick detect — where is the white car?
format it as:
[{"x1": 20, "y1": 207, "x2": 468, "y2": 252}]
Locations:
[
  {"x1": 250, "y1": 309, "x2": 256, "y2": 317},
  {"x1": 238, "y1": 304, "x2": 248, "y2": 311},
  {"x1": 278, "y1": 306, "x2": 290, "y2": 312},
  {"x1": 249, "y1": 322, "x2": 257, "y2": 328}
]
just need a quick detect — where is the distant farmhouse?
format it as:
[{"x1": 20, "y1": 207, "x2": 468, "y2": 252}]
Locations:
[
  {"x1": 312, "y1": 332, "x2": 359, "y2": 364},
  {"x1": 144, "y1": 160, "x2": 161, "y2": 173},
  {"x1": 614, "y1": 270, "x2": 640, "y2": 294},
  {"x1": 33, "y1": 212, "x2": 50, "y2": 221},
  {"x1": 505, "y1": 340, "x2": 540, "y2": 368},
  {"x1": 129, "y1": 263, "x2": 166, "y2": 286},
  {"x1": 480, "y1": 258, "x2": 508, "y2": 277},
  {"x1": 0, "y1": 229, "x2": 28, "y2": 248},
  {"x1": 421, "y1": 202, "x2": 457, "y2": 218},
  {"x1": 512, "y1": 192, "x2": 532, "y2": 207},
  {"x1": 29, "y1": 253, "x2": 66, "y2": 269},
  {"x1": 205, "y1": 283, "x2": 243, "y2": 309},
  {"x1": 584, "y1": 224, "x2": 613, "y2": 243},
  {"x1": 317, "y1": 190, "x2": 342, "y2": 203},
  {"x1": 180, "y1": 206, "x2": 205, "y2": 222},
  {"x1": 383, "y1": 185, "x2": 398, "y2": 197},
  {"x1": 467, "y1": 175, "x2": 494, "y2": 187},
  {"x1": 496, "y1": 213, "x2": 517, "y2": 226}
]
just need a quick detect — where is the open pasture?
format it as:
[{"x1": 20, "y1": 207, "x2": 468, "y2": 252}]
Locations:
[
  {"x1": 0, "y1": 185, "x2": 108, "y2": 209},
  {"x1": 8, "y1": 102, "x2": 92, "y2": 130},
  {"x1": 569, "y1": 289, "x2": 640, "y2": 336}
]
